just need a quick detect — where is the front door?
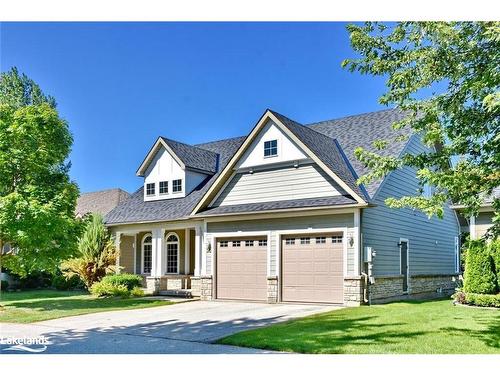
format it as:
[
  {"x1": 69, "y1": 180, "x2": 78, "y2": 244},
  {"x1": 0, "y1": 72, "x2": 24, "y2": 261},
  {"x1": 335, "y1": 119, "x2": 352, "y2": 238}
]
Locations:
[{"x1": 400, "y1": 240, "x2": 409, "y2": 292}]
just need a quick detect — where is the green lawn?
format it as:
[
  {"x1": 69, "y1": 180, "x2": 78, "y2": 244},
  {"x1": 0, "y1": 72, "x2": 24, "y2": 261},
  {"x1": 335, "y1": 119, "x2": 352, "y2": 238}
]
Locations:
[
  {"x1": 218, "y1": 299, "x2": 500, "y2": 354},
  {"x1": 0, "y1": 289, "x2": 174, "y2": 323}
]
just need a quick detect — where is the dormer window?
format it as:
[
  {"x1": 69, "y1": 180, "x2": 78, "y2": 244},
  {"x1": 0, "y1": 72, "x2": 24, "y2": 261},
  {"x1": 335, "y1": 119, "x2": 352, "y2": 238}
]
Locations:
[
  {"x1": 172, "y1": 179, "x2": 182, "y2": 193},
  {"x1": 159, "y1": 181, "x2": 168, "y2": 195},
  {"x1": 146, "y1": 183, "x2": 155, "y2": 196},
  {"x1": 264, "y1": 140, "x2": 278, "y2": 157}
]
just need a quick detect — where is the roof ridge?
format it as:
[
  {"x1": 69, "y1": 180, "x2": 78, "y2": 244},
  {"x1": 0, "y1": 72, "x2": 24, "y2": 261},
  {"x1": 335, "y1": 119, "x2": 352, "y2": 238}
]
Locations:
[
  {"x1": 80, "y1": 188, "x2": 129, "y2": 195},
  {"x1": 307, "y1": 107, "x2": 398, "y2": 126},
  {"x1": 195, "y1": 135, "x2": 247, "y2": 147},
  {"x1": 160, "y1": 136, "x2": 219, "y2": 156}
]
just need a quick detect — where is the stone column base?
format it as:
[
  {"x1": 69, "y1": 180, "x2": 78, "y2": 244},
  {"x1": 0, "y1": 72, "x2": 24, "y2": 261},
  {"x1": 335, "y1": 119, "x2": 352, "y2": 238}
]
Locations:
[
  {"x1": 145, "y1": 276, "x2": 161, "y2": 295},
  {"x1": 267, "y1": 276, "x2": 278, "y2": 303},
  {"x1": 190, "y1": 276, "x2": 201, "y2": 297},
  {"x1": 344, "y1": 276, "x2": 365, "y2": 306},
  {"x1": 200, "y1": 275, "x2": 213, "y2": 301}
]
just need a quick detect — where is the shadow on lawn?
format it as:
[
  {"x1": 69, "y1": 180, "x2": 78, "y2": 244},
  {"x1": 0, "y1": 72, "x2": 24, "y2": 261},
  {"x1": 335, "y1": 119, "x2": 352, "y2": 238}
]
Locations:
[{"x1": 440, "y1": 314, "x2": 500, "y2": 350}]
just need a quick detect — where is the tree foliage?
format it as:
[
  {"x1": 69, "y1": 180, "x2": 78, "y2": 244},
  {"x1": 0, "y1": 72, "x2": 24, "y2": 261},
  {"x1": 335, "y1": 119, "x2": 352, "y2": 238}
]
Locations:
[
  {"x1": 343, "y1": 22, "x2": 500, "y2": 238},
  {"x1": 463, "y1": 240, "x2": 498, "y2": 294},
  {"x1": 0, "y1": 67, "x2": 80, "y2": 276},
  {"x1": 60, "y1": 213, "x2": 119, "y2": 289}
]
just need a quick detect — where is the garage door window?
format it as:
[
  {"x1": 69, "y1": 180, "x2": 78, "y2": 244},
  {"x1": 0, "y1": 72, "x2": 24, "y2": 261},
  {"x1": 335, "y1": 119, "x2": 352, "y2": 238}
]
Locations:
[
  {"x1": 258, "y1": 239, "x2": 267, "y2": 246},
  {"x1": 300, "y1": 237, "x2": 310, "y2": 245},
  {"x1": 232, "y1": 240, "x2": 241, "y2": 247},
  {"x1": 245, "y1": 240, "x2": 254, "y2": 247},
  {"x1": 315, "y1": 237, "x2": 326, "y2": 244},
  {"x1": 285, "y1": 238, "x2": 295, "y2": 245},
  {"x1": 219, "y1": 240, "x2": 228, "y2": 247},
  {"x1": 332, "y1": 235, "x2": 343, "y2": 243}
]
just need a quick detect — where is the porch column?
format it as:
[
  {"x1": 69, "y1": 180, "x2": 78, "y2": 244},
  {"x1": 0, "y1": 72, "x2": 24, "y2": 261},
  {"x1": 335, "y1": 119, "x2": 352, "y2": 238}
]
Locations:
[
  {"x1": 353, "y1": 208, "x2": 361, "y2": 275},
  {"x1": 194, "y1": 225, "x2": 202, "y2": 277},
  {"x1": 151, "y1": 228, "x2": 165, "y2": 277},
  {"x1": 115, "y1": 232, "x2": 122, "y2": 274},
  {"x1": 185, "y1": 228, "x2": 190, "y2": 275}
]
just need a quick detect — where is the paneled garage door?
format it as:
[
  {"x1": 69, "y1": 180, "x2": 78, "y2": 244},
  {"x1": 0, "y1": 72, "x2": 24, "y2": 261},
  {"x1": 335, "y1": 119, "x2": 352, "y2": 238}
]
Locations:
[
  {"x1": 281, "y1": 233, "x2": 344, "y2": 304},
  {"x1": 216, "y1": 237, "x2": 267, "y2": 301}
]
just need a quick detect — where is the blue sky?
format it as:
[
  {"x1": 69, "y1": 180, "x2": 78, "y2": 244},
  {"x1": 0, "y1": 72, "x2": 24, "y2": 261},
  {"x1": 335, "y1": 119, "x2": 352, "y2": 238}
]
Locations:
[{"x1": 0, "y1": 22, "x2": 388, "y2": 193}]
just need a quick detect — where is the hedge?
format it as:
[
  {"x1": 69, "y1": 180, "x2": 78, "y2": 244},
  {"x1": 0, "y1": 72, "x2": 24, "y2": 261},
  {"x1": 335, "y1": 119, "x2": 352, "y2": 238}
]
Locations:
[
  {"x1": 463, "y1": 240, "x2": 498, "y2": 294},
  {"x1": 464, "y1": 293, "x2": 500, "y2": 308},
  {"x1": 89, "y1": 273, "x2": 144, "y2": 298},
  {"x1": 491, "y1": 239, "x2": 500, "y2": 283},
  {"x1": 99, "y1": 274, "x2": 143, "y2": 290}
]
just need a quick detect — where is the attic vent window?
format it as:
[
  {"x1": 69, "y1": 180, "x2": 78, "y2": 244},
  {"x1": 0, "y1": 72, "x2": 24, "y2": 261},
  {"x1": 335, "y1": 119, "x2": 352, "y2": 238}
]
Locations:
[
  {"x1": 172, "y1": 179, "x2": 182, "y2": 193},
  {"x1": 159, "y1": 181, "x2": 168, "y2": 194},
  {"x1": 264, "y1": 140, "x2": 278, "y2": 157},
  {"x1": 146, "y1": 183, "x2": 155, "y2": 196}
]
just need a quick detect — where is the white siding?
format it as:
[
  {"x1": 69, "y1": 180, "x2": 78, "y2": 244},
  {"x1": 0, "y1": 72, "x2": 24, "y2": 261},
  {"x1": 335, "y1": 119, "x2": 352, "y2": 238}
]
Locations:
[
  {"x1": 213, "y1": 164, "x2": 345, "y2": 207},
  {"x1": 362, "y1": 136, "x2": 460, "y2": 276}
]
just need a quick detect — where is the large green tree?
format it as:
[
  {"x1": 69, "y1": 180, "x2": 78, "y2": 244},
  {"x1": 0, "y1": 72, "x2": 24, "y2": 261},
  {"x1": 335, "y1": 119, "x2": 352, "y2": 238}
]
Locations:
[
  {"x1": 0, "y1": 68, "x2": 80, "y2": 276},
  {"x1": 343, "y1": 22, "x2": 500, "y2": 238}
]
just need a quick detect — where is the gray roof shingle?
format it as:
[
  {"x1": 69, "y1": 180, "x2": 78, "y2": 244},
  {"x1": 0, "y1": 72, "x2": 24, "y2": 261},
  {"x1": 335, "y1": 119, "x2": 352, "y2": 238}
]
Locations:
[
  {"x1": 161, "y1": 137, "x2": 219, "y2": 174},
  {"x1": 76, "y1": 188, "x2": 130, "y2": 218},
  {"x1": 105, "y1": 108, "x2": 411, "y2": 225}
]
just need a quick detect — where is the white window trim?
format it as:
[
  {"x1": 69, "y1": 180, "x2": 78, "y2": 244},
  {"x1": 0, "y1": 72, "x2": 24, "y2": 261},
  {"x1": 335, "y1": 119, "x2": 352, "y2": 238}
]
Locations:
[
  {"x1": 165, "y1": 232, "x2": 180, "y2": 274},
  {"x1": 263, "y1": 139, "x2": 279, "y2": 158},
  {"x1": 455, "y1": 236, "x2": 460, "y2": 274},
  {"x1": 172, "y1": 179, "x2": 183, "y2": 194},
  {"x1": 399, "y1": 238, "x2": 410, "y2": 293},
  {"x1": 141, "y1": 233, "x2": 153, "y2": 275},
  {"x1": 146, "y1": 182, "x2": 156, "y2": 196},
  {"x1": 159, "y1": 181, "x2": 169, "y2": 195}
]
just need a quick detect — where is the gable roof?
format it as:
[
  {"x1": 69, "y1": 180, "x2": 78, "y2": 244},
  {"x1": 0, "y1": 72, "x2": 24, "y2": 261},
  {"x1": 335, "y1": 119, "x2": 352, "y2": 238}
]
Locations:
[
  {"x1": 308, "y1": 108, "x2": 412, "y2": 197},
  {"x1": 106, "y1": 108, "x2": 412, "y2": 225},
  {"x1": 136, "y1": 137, "x2": 218, "y2": 176},
  {"x1": 76, "y1": 188, "x2": 130, "y2": 218}
]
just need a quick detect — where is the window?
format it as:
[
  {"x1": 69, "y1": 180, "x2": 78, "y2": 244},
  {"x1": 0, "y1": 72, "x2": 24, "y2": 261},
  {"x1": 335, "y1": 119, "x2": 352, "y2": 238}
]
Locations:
[
  {"x1": 258, "y1": 239, "x2": 267, "y2": 247},
  {"x1": 423, "y1": 183, "x2": 432, "y2": 198},
  {"x1": 142, "y1": 235, "x2": 152, "y2": 274},
  {"x1": 232, "y1": 240, "x2": 241, "y2": 247},
  {"x1": 332, "y1": 235, "x2": 343, "y2": 243},
  {"x1": 146, "y1": 183, "x2": 155, "y2": 196},
  {"x1": 219, "y1": 240, "x2": 228, "y2": 247},
  {"x1": 455, "y1": 236, "x2": 460, "y2": 273},
  {"x1": 315, "y1": 237, "x2": 326, "y2": 244},
  {"x1": 264, "y1": 140, "x2": 278, "y2": 157},
  {"x1": 300, "y1": 237, "x2": 310, "y2": 245},
  {"x1": 166, "y1": 233, "x2": 179, "y2": 274},
  {"x1": 172, "y1": 179, "x2": 182, "y2": 193},
  {"x1": 245, "y1": 240, "x2": 254, "y2": 247},
  {"x1": 159, "y1": 181, "x2": 168, "y2": 194},
  {"x1": 285, "y1": 238, "x2": 295, "y2": 245}
]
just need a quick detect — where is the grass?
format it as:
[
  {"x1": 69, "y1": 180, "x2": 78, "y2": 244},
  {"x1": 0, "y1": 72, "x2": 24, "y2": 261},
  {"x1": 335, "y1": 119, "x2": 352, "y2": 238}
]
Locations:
[
  {"x1": 0, "y1": 289, "x2": 174, "y2": 323},
  {"x1": 218, "y1": 299, "x2": 500, "y2": 354}
]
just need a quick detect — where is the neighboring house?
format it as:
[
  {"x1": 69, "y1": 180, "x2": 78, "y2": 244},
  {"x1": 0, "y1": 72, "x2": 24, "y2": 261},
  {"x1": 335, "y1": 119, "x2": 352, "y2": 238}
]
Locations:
[
  {"x1": 76, "y1": 188, "x2": 130, "y2": 218},
  {"x1": 105, "y1": 108, "x2": 460, "y2": 305},
  {"x1": 453, "y1": 187, "x2": 499, "y2": 240}
]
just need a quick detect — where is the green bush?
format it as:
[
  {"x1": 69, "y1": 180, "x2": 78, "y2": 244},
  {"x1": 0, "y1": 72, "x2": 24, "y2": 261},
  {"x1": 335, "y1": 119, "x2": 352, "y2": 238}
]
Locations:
[
  {"x1": 130, "y1": 286, "x2": 145, "y2": 297},
  {"x1": 52, "y1": 274, "x2": 82, "y2": 290},
  {"x1": 465, "y1": 293, "x2": 500, "y2": 308},
  {"x1": 100, "y1": 274, "x2": 142, "y2": 290},
  {"x1": 90, "y1": 281, "x2": 130, "y2": 298},
  {"x1": 17, "y1": 271, "x2": 53, "y2": 290},
  {"x1": 463, "y1": 240, "x2": 498, "y2": 294},
  {"x1": 490, "y1": 239, "x2": 500, "y2": 283}
]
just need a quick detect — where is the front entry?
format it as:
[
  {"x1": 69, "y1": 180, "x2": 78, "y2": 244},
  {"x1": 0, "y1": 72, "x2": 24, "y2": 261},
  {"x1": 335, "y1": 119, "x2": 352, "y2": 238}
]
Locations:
[
  {"x1": 281, "y1": 233, "x2": 344, "y2": 304},
  {"x1": 216, "y1": 236, "x2": 267, "y2": 301}
]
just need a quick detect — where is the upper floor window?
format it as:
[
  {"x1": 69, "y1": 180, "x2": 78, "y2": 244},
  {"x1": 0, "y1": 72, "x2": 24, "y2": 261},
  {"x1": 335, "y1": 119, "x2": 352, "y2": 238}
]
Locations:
[
  {"x1": 172, "y1": 179, "x2": 182, "y2": 193},
  {"x1": 264, "y1": 140, "x2": 278, "y2": 157},
  {"x1": 146, "y1": 183, "x2": 155, "y2": 196},
  {"x1": 159, "y1": 181, "x2": 168, "y2": 194}
]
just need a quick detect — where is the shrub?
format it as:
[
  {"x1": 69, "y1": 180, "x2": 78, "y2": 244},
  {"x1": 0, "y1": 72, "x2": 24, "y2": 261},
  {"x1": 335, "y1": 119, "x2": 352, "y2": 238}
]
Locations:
[
  {"x1": 52, "y1": 274, "x2": 82, "y2": 290},
  {"x1": 130, "y1": 286, "x2": 145, "y2": 297},
  {"x1": 490, "y1": 239, "x2": 500, "y2": 283},
  {"x1": 453, "y1": 290, "x2": 467, "y2": 305},
  {"x1": 463, "y1": 240, "x2": 498, "y2": 294},
  {"x1": 17, "y1": 271, "x2": 53, "y2": 289},
  {"x1": 100, "y1": 274, "x2": 142, "y2": 290},
  {"x1": 1, "y1": 280, "x2": 8, "y2": 290},
  {"x1": 464, "y1": 293, "x2": 500, "y2": 308},
  {"x1": 90, "y1": 281, "x2": 130, "y2": 298}
]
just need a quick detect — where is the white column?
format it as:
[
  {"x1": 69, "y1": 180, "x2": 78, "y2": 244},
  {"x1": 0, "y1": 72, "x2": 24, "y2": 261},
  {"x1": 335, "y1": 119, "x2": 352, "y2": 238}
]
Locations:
[
  {"x1": 115, "y1": 232, "x2": 122, "y2": 274},
  {"x1": 185, "y1": 228, "x2": 190, "y2": 275},
  {"x1": 194, "y1": 225, "x2": 202, "y2": 277},
  {"x1": 469, "y1": 216, "x2": 476, "y2": 240},
  {"x1": 151, "y1": 228, "x2": 165, "y2": 277},
  {"x1": 353, "y1": 208, "x2": 361, "y2": 275}
]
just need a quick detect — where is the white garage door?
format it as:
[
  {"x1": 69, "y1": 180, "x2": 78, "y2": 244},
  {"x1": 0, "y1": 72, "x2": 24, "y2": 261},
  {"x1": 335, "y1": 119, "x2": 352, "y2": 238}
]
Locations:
[
  {"x1": 281, "y1": 233, "x2": 344, "y2": 303},
  {"x1": 216, "y1": 237, "x2": 267, "y2": 301}
]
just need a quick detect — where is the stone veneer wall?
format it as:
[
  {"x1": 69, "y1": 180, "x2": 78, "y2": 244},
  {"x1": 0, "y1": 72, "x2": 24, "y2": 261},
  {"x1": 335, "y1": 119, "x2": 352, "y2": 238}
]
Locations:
[
  {"x1": 343, "y1": 277, "x2": 365, "y2": 306},
  {"x1": 369, "y1": 275, "x2": 404, "y2": 301},
  {"x1": 190, "y1": 277, "x2": 201, "y2": 297},
  {"x1": 200, "y1": 276, "x2": 213, "y2": 301},
  {"x1": 267, "y1": 276, "x2": 278, "y2": 303},
  {"x1": 410, "y1": 274, "x2": 458, "y2": 296}
]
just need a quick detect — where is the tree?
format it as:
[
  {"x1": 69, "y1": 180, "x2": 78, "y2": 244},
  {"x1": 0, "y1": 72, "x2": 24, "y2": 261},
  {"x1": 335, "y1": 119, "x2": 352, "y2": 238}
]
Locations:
[
  {"x1": 61, "y1": 213, "x2": 118, "y2": 289},
  {"x1": 463, "y1": 240, "x2": 497, "y2": 294},
  {"x1": 342, "y1": 22, "x2": 500, "y2": 238},
  {"x1": 0, "y1": 67, "x2": 80, "y2": 277}
]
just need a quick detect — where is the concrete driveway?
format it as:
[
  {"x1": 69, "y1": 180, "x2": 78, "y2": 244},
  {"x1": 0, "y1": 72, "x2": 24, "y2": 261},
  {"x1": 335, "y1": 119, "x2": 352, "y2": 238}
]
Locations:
[{"x1": 0, "y1": 300, "x2": 340, "y2": 354}]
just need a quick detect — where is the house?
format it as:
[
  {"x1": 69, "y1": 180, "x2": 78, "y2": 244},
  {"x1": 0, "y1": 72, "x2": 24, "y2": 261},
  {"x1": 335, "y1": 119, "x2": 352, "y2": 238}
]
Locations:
[
  {"x1": 453, "y1": 187, "x2": 499, "y2": 240},
  {"x1": 105, "y1": 108, "x2": 460, "y2": 305},
  {"x1": 76, "y1": 188, "x2": 130, "y2": 218}
]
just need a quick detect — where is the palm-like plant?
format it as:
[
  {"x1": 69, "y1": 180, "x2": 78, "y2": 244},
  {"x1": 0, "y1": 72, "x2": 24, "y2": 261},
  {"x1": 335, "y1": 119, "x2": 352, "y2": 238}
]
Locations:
[{"x1": 61, "y1": 213, "x2": 119, "y2": 288}]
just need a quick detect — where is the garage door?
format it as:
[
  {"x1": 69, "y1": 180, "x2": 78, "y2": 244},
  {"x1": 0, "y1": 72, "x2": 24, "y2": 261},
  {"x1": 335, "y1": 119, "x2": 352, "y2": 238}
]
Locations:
[
  {"x1": 216, "y1": 237, "x2": 267, "y2": 301},
  {"x1": 282, "y1": 233, "x2": 344, "y2": 303}
]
